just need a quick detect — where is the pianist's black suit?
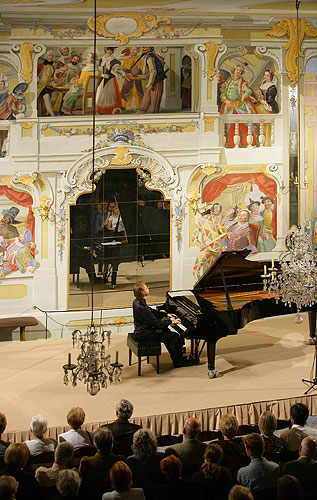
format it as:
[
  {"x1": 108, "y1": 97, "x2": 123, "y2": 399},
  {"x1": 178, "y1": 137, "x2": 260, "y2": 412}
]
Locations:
[{"x1": 133, "y1": 298, "x2": 183, "y2": 367}]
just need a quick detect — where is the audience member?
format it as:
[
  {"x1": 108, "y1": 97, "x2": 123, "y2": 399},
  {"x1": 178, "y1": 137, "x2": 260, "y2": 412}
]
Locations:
[
  {"x1": 56, "y1": 469, "x2": 81, "y2": 499},
  {"x1": 0, "y1": 443, "x2": 42, "y2": 500},
  {"x1": 277, "y1": 474, "x2": 303, "y2": 500},
  {"x1": 58, "y1": 407, "x2": 93, "y2": 448},
  {"x1": 79, "y1": 426, "x2": 125, "y2": 500},
  {"x1": 258, "y1": 411, "x2": 286, "y2": 457},
  {"x1": 102, "y1": 461, "x2": 145, "y2": 500},
  {"x1": 0, "y1": 412, "x2": 10, "y2": 457},
  {"x1": 0, "y1": 475, "x2": 18, "y2": 500},
  {"x1": 24, "y1": 414, "x2": 57, "y2": 455},
  {"x1": 191, "y1": 443, "x2": 233, "y2": 499},
  {"x1": 127, "y1": 429, "x2": 164, "y2": 500},
  {"x1": 237, "y1": 433, "x2": 279, "y2": 494},
  {"x1": 105, "y1": 399, "x2": 141, "y2": 451},
  {"x1": 218, "y1": 413, "x2": 249, "y2": 479},
  {"x1": 229, "y1": 484, "x2": 254, "y2": 500},
  {"x1": 35, "y1": 441, "x2": 74, "y2": 487},
  {"x1": 156, "y1": 454, "x2": 194, "y2": 500},
  {"x1": 165, "y1": 417, "x2": 207, "y2": 476},
  {"x1": 281, "y1": 436, "x2": 317, "y2": 484},
  {"x1": 280, "y1": 403, "x2": 317, "y2": 451}
]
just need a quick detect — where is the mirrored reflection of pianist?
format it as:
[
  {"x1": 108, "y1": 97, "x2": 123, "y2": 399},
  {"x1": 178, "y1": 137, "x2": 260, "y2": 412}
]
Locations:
[{"x1": 132, "y1": 281, "x2": 195, "y2": 368}]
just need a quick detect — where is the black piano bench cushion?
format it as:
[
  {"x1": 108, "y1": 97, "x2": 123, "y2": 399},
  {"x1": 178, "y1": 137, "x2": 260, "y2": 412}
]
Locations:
[{"x1": 127, "y1": 333, "x2": 161, "y2": 376}]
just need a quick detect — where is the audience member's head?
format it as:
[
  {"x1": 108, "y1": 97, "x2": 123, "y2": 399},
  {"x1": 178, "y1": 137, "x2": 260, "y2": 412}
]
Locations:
[
  {"x1": 229, "y1": 485, "x2": 254, "y2": 500},
  {"x1": 93, "y1": 427, "x2": 114, "y2": 457},
  {"x1": 132, "y1": 429, "x2": 157, "y2": 460},
  {"x1": 0, "y1": 475, "x2": 19, "y2": 500},
  {"x1": 56, "y1": 469, "x2": 81, "y2": 498},
  {"x1": 0, "y1": 412, "x2": 7, "y2": 437},
  {"x1": 110, "y1": 461, "x2": 133, "y2": 492},
  {"x1": 258, "y1": 411, "x2": 277, "y2": 436},
  {"x1": 299, "y1": 436, "x2": 316, "y2": 459},
  {"x1": 290, "y1": 403, "x2": 309, "y2": 426},
  {"x1": 4, "y1": 443, "x2": 29, "y2": 468},
  {"x1": 66, "y1": 407, "x2": 85, "y2": 430},
  {"x1": 277, "y1": 475, "x2": 303, "y2": 500},
  {"x1": 201, "y1": 443, "x2": 223, "y2": 480},
  {"x1": 183, "y1": 417, "x2": 201, "y2": 439},
  {"x1": 219, "y1": 414, "x2": 239, "y2": 439},
  {"x1": 30, "y1": 414, "x2": 48, "y2": 438},
  {"x1": 243, "y1": 433, "x2": 265, "y2": 459},
  {"x1": 160, "y1": 454, "x2": 182, "y2": 481},
  {"x1": 116, "y1": 399, "x2": 134, "y2": 420},
  {"x1": 55, "y1": 442, "x2": 74, "y2": 465}
]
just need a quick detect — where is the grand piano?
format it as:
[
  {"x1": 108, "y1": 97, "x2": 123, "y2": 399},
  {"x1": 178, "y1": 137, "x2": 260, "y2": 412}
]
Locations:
[{"x1": 160, "y1": 250, "x2": 317, "y2": 378}]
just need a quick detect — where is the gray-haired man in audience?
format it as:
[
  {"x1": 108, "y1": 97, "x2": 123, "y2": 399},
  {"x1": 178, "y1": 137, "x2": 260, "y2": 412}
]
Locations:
[
  {"x1": 24, "y1": 414, "x2": 57, "y2": 455},
  {"x1": 35, "y1": 441, "x2": 74, "y2": 487},
  {"x1": 105, "y1": 399, "x2": 141, "y2": 448}
]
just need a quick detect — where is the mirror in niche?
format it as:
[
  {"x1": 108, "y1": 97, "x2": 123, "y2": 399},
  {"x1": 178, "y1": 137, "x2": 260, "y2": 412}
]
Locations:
[{"x1": 68, "y1": 168, "x2": 170, "y2": 309}]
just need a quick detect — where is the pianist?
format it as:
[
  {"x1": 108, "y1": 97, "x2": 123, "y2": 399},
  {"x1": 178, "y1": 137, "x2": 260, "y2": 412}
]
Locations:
[{"x1": 133, "y1": 281, "x2": 193, "y2": 368}]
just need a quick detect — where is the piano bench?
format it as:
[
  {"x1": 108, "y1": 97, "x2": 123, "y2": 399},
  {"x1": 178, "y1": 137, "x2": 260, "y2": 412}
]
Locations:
[{"x1": 127, "y1": 333, "x2": 161, "y2": 376}]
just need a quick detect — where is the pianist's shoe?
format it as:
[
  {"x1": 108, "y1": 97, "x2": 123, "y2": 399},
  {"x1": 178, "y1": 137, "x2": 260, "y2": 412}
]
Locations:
[{"x1": 174, "y1": 356, "x2": 196, "y2": 368}]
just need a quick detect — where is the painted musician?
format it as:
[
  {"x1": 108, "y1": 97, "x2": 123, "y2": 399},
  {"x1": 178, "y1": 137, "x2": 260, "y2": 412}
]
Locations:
[{"x1": 133, "y1": 281, "x2": 194, "y2": 368}]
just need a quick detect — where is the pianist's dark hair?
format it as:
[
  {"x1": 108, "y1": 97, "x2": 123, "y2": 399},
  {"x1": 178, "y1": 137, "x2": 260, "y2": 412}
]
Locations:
[{"x1": 134, "y1": 281, "x2": 146, "y2": 299}]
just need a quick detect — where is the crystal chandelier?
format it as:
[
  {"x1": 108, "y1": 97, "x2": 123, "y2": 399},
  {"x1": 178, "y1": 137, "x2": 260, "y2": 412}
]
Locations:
[
  {"x1": 63, "y1": 326, "x2": 123, "y2": 396},
  {"x1": 262, "y1": 226, "x2": 317, "y2": 323}
]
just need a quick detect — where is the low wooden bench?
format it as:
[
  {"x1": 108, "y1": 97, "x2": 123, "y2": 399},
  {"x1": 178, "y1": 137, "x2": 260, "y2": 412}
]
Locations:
[
  {"x1": 127, "y1": 333, "x2": 161, "y2": 376},
  {"x1": 0, "y1": 316, "x2": 38, "y2": 341}
]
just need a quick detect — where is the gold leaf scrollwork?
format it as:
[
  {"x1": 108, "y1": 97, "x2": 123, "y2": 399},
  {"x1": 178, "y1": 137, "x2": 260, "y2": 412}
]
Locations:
[
  {"x1": 188, "y1": 188, "x2": 200, "y2": 215},
  {"x1": 205, "y1": 40, "x2": 218, "y2": 81},
  {"x1": 111, "y1": 146, "x2": 132, "y2": 166},
  {"x1": 20, "y1": 42, "x2": 34, "y2": 84},
  {"x1": 19, "y1": 122, "x2": 34, "y2": 129},
  {"x1": 88, "y1": 13, "x2": 171, "y2": 45},
  {"x1": 18, "y1": 175, "x2": 36, "y2": 186},
  {"x1": 265, "y1": 18, "x2": 317, "y2": 84},
  {"x1": 37, "y1": 194, "x2": 54, "y2": 222}
]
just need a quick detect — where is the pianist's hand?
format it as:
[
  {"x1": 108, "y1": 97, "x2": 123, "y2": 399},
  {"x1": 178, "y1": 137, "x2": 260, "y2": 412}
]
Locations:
[
  {"x1": 171, "y1": 318, "x2": 181, "y2": 324},
  {"x1": 167, "y1": 313, "x2": 177, "y2": 319}
]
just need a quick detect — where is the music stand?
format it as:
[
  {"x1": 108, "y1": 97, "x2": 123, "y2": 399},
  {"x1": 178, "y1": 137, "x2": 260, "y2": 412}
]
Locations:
[{"x1": 302, "y1": 337, "x2": 317, "y2": 395}]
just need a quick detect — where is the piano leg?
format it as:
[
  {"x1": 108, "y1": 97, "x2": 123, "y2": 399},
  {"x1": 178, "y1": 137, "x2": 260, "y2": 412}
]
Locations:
[
  {"x1": 308, "y1": 311, "x2": 317, "y2": 344},
  {"x1": 207, "y1": 342, "x2": 219, "y2": 379}
]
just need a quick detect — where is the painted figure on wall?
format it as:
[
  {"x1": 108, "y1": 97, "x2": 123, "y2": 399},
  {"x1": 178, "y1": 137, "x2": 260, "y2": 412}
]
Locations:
[
  {"x1": 0, "y1": 83, "x2": 28, "y2": 120},
  {"x1": 138, "y1": 47, "x2": 167, "y2": 113},
  {"x1": 6, "y1": 228, "x2": 36, "y2": 273},
  {"x1": 61, "y1": 52, "x2": 98, "y2": 115},
  {"x1": 120, "y1": 47, "x2": 144, "y2": 110},
  {"x1": 256, "y1": 69, "x2": 279, "y2": 114},
  {"x1": 56, "y1": 46, "x2": 72, "y2": 68},
  {"x1": 220, "y1": 64, "x2": 258, "y2": 147},
  {"x1": 96, "y1": 47, "x2": 123, "y2": 115},
  {"x1": 305, "y1": 205, "x2": 317, "y2": 250},
  {"x1": 0, "y1": 73, "x2": 9, "y2": 106},
  {"x1": 226, "y1": 210, "x2": 257, "y2": 253},
  {"x1": 0, "y1": 207, "x2": 21, "y2": 239},
  {"x1": 37, "y1": 49, "x2": 56, "y2": 116},
  {"x1": 257, "y1": 196, "x2": 276, "y2": 252},
  {"x1": 192, "y1": 203, "x2": 227, "y2": 282}
]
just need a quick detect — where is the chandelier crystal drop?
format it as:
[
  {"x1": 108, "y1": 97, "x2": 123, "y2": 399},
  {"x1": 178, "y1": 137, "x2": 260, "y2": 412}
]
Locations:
[{"x1": 262, "y1": 226, "x2": 317, "y2": 322}]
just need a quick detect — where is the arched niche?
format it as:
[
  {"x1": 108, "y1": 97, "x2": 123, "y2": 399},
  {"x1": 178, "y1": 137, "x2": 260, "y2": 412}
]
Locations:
[{"x1": 57, "y1": 144, "x2": 181, "y2": 309}]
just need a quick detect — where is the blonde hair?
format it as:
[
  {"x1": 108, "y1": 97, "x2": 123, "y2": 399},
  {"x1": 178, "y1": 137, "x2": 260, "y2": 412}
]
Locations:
[
  {"x1": 4, "y1": 443, "x2": 29, "y2": 468},
  {"x1": 258, "y1": 411, "x2": 277, "y2": 435},
  {"x1": 219, "y1": 414, "x2": 239, "y2": 439},
  {"x1": 67, "y1": 407, "x2": 85, "y2": 430}
]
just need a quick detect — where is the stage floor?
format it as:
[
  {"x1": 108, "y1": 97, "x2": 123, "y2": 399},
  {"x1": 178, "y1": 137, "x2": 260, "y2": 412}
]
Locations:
[{"x1": 1, "y1": 313, "x2": 317, "y2": 433}]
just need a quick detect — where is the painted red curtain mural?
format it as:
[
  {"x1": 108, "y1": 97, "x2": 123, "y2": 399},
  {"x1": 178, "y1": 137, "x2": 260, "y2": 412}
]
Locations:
[
  {"x1": 0, "y1": 186, "x2": 35, "y2": 239},
  {"x1": 202, "y1": 173, "x2": 277, "y2": 238}
]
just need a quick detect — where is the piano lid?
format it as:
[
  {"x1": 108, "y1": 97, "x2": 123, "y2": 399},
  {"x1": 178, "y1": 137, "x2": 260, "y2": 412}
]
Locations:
[{"x1": 193, "y1": 250, "x2": 269, "y2": 290}]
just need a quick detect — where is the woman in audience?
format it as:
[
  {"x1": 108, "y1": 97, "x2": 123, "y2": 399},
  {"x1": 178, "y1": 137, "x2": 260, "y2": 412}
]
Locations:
[
  {"x1": 58, "y1": 407, "x2": 93, "y2": 448},
  {"x1": 156, "y1": 454, "x2": 194, "y2": 500},
  {"x1": 79, "y1": 426, "x2": 126, "y2": 500},
  {"x1": 0, "y1": 475, "x2": 19, "y2": 500},
  {"x1": 258, "y1": 411, "x2": 286, "y2": 458},
  {"x1": 277, "y1": 475, "x2": 303, "y2": 500},
  {"x1": 228, "y1": 485, "x2": 254, "y2": 499},
  {"x1": 56, "y1": 469, "x2": 82, "y2": 499},
  {"x1": 24, "y1": 414, "x2": 57, "y2": 455},
  {"x1": 102, "y1": 461, "x2": 145, "y2": 499},
  {"x1": 191, "y1": 443, "x2": 232, "y2": 499},
  {"x1": 127, "y1": 429, "x2": 165, "y2": 500},
  {"x1": 218, "y1": 414, "x2": 249, "y2": 479},
  {"x1": 0, "y1": 412, "x2": 10, "y2": 457},
  {"x1": 0, "y1": 443, "x2": 42, "y2": 500}
]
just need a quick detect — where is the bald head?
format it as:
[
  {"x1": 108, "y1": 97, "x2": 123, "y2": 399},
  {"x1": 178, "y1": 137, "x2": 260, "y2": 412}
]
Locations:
[
  {"x1": 300, "y1": 437, "x2": 316, "y2": 459},
  {"x1": 184, "y1": 417, "x2": 201, "y2": 439}
]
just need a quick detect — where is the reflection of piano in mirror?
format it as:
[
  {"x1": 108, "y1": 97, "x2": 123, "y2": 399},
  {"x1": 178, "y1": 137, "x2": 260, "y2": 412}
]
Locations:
[{"x1": 160, "y1": 250, "x2": 317, "y2": 378}]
